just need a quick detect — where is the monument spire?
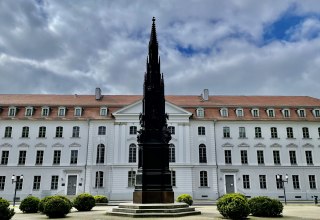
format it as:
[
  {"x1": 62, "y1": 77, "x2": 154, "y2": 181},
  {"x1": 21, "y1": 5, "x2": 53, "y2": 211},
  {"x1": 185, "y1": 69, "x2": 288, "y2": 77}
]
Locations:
[{"x1": 148, "y1": 17, "x2": 158, "y2": 63}]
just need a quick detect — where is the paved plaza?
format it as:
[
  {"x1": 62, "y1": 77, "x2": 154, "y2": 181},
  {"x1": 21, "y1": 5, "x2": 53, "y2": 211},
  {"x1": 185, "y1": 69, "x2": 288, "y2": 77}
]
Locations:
[{"x1": 10, "y1": 203, "x2": 320, "y2": 220}]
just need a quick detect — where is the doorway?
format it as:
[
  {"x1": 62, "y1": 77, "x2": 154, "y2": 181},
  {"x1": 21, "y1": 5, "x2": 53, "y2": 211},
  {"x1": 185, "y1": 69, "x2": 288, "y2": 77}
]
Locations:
[
  {"x1": 67, "y1": 175, "x2": 77, "y2": 195},
  {"x1": 225, "y1": 175, "x2": 235, "y2": 194}
]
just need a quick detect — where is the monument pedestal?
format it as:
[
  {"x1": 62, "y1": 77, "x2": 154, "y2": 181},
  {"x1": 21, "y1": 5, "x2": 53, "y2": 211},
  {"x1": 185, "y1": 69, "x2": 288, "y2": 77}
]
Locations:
[{"x1": 133, "y1": 191, "x2": 174, "y2": 203}]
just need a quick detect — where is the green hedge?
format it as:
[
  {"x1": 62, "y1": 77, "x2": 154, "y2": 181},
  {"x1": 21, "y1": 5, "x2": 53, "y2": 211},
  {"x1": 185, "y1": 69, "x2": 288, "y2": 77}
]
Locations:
[
  {"x1": 39, "y1": 195, "x2": 72, "y2": 213},
  {"x1": 73, "y1": 193, "x2": 95, "y2": 211},
  {"x1": 176, "y1": 194, "x2": 193, "y2": 206},
  {"x1": 0, "y1": 198, "x2": 15, "y2": 220},
  {"x1": 43, "y1": 196, "x2": 70, "y2": 218},
  {"x1": 217, "y1": 193, "x2": 250, "y2": 220},
  {"x1": 94, "y1": 195, "x2": 108, "y2": 203},
  {"x1": 248, "y1": 196, "x2": 283, "y2": 217},
  {"x1": 19, "y1": 196, "x2": 40, "y2": 213}
]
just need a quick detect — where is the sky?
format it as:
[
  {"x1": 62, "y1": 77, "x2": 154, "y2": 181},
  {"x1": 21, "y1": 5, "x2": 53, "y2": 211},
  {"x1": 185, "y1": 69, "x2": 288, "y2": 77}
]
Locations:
[{"x1": 1, "y1": 0, "x2": 320, "y2": 98}]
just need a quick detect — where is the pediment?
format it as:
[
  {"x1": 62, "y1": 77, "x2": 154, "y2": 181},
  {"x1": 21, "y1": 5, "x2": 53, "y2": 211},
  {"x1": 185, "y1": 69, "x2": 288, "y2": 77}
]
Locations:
[
  {"x1": 222, "y1": 143, "x2": 233, "y2": 147},
  {"x1": 270, "y1": 143, "x2": 281, "y2": 148},
  {"x1": 0, "y1": 143, "x2": 12, "y2": 148},
  {"x1": 69, "y1": 143, "x2": 81, "y2": 148},
  {"x1": 18, "y1": 143, "x2": 29, "y2": 148},
  {"x1": 52, "y1": 143, "x2": 64, "y2": 148},
  {"x1": 238, "y1": 143, "x2": 249, "y2": 147},
  {"x1": 286, "y1": 143, "x2": 298, "y2": 148},
  {"x1": 303, "y1": 143, "x2": 314, "y2": 148},
  {"x1": 35, "y1": 143, "x2": 47, "y2": 148},
  {"x1": 255, "y1": 143, "x2": 266, "y2": 148}
]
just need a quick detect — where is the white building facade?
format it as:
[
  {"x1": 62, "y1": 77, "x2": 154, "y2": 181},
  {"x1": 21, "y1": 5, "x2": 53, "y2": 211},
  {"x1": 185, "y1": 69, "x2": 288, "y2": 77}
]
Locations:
[{"x1": 0, "y1": 92, "x2": 319, "y2": 201}]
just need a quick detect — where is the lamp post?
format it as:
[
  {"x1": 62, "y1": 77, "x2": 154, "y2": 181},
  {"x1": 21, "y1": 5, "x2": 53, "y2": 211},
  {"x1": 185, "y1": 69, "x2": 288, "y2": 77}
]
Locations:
[
  {"x1": 276, "y1": 174, "x2": 288, "y2": 205},
  {"x1": 11, "y1": 174, "x2": 23, "y2": 207}
]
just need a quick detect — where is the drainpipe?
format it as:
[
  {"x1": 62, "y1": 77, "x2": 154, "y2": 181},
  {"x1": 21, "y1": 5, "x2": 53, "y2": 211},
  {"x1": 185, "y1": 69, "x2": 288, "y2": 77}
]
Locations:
[
  {"x1": 213, "y1": 120, "x2": 220, "y2": 198},
  {"x1": 84, "y1": 119, "x2": 91, "y2": 193}
]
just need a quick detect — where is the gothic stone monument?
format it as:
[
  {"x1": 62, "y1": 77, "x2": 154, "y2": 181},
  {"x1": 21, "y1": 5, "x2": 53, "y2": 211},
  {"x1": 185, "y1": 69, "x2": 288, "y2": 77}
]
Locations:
[{"x1": 133, "y1": 17, "x2": 173, "y2": 204}]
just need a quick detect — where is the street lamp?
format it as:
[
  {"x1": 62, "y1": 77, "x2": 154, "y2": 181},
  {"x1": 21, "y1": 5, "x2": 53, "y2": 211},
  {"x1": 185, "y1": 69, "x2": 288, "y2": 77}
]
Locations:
[
  {"x1": 276, "y1": 174, "x2": 288, "y2": 205},
  {"x1": 11, "y1": 174, "x2": 23, "y2": 207}
]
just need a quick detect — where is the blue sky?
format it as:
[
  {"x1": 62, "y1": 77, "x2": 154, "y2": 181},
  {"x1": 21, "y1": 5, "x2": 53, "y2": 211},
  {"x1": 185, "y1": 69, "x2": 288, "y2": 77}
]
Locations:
[{"x1": 1, "y1": 0, "x2": 320, "y2": 98}]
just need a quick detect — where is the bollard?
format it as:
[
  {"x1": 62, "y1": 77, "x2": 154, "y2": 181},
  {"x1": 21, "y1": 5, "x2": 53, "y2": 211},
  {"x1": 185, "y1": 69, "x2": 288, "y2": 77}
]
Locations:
[{"x1": 314, "y1": 195, "x2": 318, "y2": 205}]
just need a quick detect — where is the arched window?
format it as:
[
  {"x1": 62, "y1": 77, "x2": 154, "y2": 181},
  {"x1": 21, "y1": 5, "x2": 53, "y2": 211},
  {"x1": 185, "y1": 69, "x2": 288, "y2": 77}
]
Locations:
[
  {"x1": 95, "y1": 171, "x2": 103, "y2": 188},
  {"x1": 169, "y1": 144, "x2": 175, "y2": 163},
  {"x1": 200, "y1": 171, "x2": 208, "y2": 187},
  {"x1": 199, "y1": 144, "x2": 207, "y2": 163},
  {"x1": 129, "y1": 144, "x2": 137, "y2": 163},
  {"x1": 96, "y1": 144, "x2": 105, "y2": 164},
  {"x1": 72, "y1": 126, "x2": 80, "y2": 138}
]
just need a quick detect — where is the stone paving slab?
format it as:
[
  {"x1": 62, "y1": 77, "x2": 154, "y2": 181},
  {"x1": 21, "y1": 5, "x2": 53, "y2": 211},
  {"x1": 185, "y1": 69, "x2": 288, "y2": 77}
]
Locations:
[{"x1": 10, "y1": 204, "x2": 320, "y2": 220}]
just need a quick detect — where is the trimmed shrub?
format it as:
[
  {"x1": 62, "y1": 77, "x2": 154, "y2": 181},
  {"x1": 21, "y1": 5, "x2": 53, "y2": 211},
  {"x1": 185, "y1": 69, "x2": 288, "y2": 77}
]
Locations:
[
  {"x1": 39, "y1": 195, "x2": 72, "y2": 213},
  {"x1": 217, "y1": 193, "x2": 250, "y2": 220},
  {"x1": 19, "y1": 196, "x2": 40, "y2": 213},
  {"x1": 94, "y1": 195, "x2": 108, "y2": 204},
  {"x1": 73, "y1": 193, "x2": 95, "y2": 211},
  {"x1": 176, "y1": 194, "x2": 193, "y2": 206},
  {"x1": 43, "y1": 196, "x2": 70, "y2": 218},
  {"x1": 0, "y1": 198, "x2": 15, "y2": 220},
  {"x1": 249, "y1": 196, "x2": 283, "y2": 217}
]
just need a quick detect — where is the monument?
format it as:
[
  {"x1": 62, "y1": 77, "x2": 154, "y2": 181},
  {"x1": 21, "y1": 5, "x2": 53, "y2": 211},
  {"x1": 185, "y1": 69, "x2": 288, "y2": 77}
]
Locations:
[
  {"x1": 108, "y1": 18, "x2": 200, "y2": 217},
  {"x1": 133, "y1": 17, "x2": 173, "y2": 204}
]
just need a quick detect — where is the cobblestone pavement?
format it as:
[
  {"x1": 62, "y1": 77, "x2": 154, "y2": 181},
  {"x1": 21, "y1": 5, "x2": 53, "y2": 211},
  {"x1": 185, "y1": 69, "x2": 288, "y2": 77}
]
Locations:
[{"x1": 11, "y1": 204, "x2": 320, "y2": 220}]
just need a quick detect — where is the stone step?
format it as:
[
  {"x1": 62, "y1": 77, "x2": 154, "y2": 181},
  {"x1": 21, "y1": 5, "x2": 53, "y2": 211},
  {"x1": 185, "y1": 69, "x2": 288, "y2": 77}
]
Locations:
[
  {"x1": 107, "y1": 210, "x2": 201, "y2": 218},
  {"x1": 112, "y1": 207, "x2": 196, "y2": 213},
  {"x1": 118, "y1": 203, "x2": 189, "y2": 209}
]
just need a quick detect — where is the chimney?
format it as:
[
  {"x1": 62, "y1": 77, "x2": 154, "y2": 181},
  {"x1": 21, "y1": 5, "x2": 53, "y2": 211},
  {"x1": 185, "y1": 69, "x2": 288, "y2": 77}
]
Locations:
[
  {"x1": 202, "y1": 89, "x2": 209, "y2": 101},
  {"x1": 95, "y1": 87, "x2": 102, "y2": 100}
]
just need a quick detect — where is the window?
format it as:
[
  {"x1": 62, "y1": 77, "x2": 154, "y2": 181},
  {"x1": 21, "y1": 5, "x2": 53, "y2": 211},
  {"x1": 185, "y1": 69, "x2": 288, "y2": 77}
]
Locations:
[
  {"x1": 220, "y1": 108, "x2": 228, "y2": 117},
  {"x1": 35, "y1": 150, "x2": 44, "y2": 165},
  {"x1": 38, "y1": 126, "x2": 46, "y2": 138},
  {"x1": 100, "y1": 107, "x2": 108, "y2": 116},
  {"x1": 41, "y1": 107, "x2": 50, "y2": 117},
  {"x1": 267, "y1": 109, "x2": 275, "y2": 117},
  {"x1": 128, "y1": 170, "x2": 136, "y2": 187},
  {"x1": 255, "y1": 127, "x2": 262, "y2": 138},
  {"x1": 16, "y1": 176, "x2": 23, "y2": 190},
  {"x1": 286, "y1": 127, "x2": 294, "y2": 138},
  {"x1": 241, "y1": 150, "x2": 248, "y2": 164},
  {"x1": 55, "y1": 126, "x2": 63, "y2": 138},
  {"x1": 236, "y1": 108, "x2": 244, "y2": 117},
  {"x1": 58, "y1": 107, "x2": 66, "y2": 116},
  {"x1": 21, "y1": 126, "x2": 29, "y2": 138},
  {"x1": 129, "y1": 144, "x2": 137, "y2": 163},
  {"x1": 196, "y1": 108, "x2": 204, "y2": 117},
  {"x1": 302, "y1": 127, "x2": 310, "y2": 138},
  {"x1": 18, "y1": 151, "x2": 27, "y2": 165},
  {"x1": 276, "y1": 175, "x2": 283, "y2": 189},
  {"x1": 72, "y1": 126, "x2": 80, "y2": 138},
  {"x1": 130, "y1": 126, "x2": 137, "y2": 135},
  {"x1": 169, "y1": 144, "x2": 175, "y2": 163},
  {"x1": 289, "y1": 151, "x2": 297, "y2": 165},
  {"x1": 259, "y1": 175, "x2": 267, "y2": 189},
  {"x1": 257, "y1": 150, "x2": 264, "y2": 164},
  {"x1": 168, "y1": 126, "x2": 175, "y2": 135},
  {"x1": 270, "y1": 127, "x2": 278, "y2": 138},
  {"x1": 8, "y1": 107, "x2": 17, "y2": 117},
  {"x1": 251, "y1": 109, "x2": 259, "y2": 117},
  {"x1": 305, "y1": 151, "x2": 313, "y2": 165},
  {"x1": 70, "y1": 150, "x2": 78, "y2": 164},
  {"x1": 309, "y1": 175, "x2": 317, "y2": 189},
  {"x1": 313, "y1": 109, "x2": 320, "y2": 117},
  {"x1": 53, "y1": 150, "x2": 61, "y2": 165},
  {"x1": 199, "y1": 144, "x2": 207, "y2": 163},
  {"x1": 74, "y1": 107, "x2": 82, "y2": 116},
  {"x1": 33, "y1": 176, "x2": 41, "y2": 190},
  {"x1": 96, "y1": 144, "x2": 105, "y2": 164},
  {"x1": 4, "y1": 126, "x2": 12, "y2": 138},
  {"x1": 223, "y1": 127, "x2": 230, "y2": 138},
  {"x1": 198, "y1": 126, "x2": 205, "y2": 135},
  {"x1": 98, "y1": 126, "x2": 106, "y2": 135},
  {"x1": 292, "y1": 175, "x2": 300, "y2": 189},
  {"x1": 239, "y1": 127, "x2": 246, "y2": 138},
  {"x1": 0, "y1": 176, "x2": 5, "y2": 190},
  {"x1": 297, "y1": 109, "x2": 306, "y2": 117},
  {"x1": 25, "y1": 107, "x2": 33, "y2": 116},
  {"x1": 273, "y1": 150, "x2": 281, "y2": 165},
  {"x1": 224, "y1": 150, "x2": 232, "y2": 164},
  {"x1": 243, "y1": 175, "x2": 250, "y2": 189},
  {"x1": 95, "y1": 171, "x2": 104, "y2": 188},
  {"x1": 282, "y1": 109, "x2": 290, "y2": 117},
  {"x1": 318, "y1": 127, "x2": 320, "y2": 138},
  {"x1": 1, "y1": 151, "x2": 9, "y2": 165},
  {"x1": 200, "y1": 171, "x2": 208, "y2": 187},
  {"x1": 171, "y1": 170, "x2": 176, "y2": 187},
  {"x1": 51, "y1": 175, "x2": 59, "y2": 190}
]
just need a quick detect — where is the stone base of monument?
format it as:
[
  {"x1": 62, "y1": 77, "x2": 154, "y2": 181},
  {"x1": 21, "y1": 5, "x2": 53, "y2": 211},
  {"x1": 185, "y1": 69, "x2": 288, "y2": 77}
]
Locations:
[{"x1": 107, "y1": 202, "x2": 201, "y2": 218}]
